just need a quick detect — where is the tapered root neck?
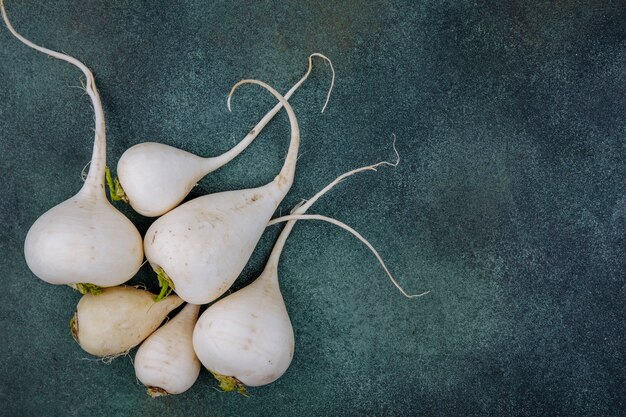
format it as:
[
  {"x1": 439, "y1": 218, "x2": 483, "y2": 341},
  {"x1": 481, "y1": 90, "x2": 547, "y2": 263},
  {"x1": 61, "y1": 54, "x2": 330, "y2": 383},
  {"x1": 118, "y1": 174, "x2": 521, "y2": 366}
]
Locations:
[
  {"x1": 269, "y1": 214, "x2": 430, "y2": 298},
  {"x1": 1, "y1": 0, "x2": 106, "y2": 198},
  {"x1": 263, "y1": 147, "x2": 427, "y2": 298},
  {"x1": 266, "y1": 160, "x2": 397, "y2": 268},
  {"x1": 206, "y1": 54, "x2": 334, "y2": 174},
  {"x1": 227, "y1": 79, "x2": 300, "y2": 196}
]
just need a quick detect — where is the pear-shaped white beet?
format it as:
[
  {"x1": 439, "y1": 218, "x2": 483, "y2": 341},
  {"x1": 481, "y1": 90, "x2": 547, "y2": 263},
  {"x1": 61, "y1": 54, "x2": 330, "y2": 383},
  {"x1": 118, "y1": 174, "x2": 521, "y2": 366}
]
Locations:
[
  {"x1": 191, "y1": 166, "x2": 362, "y2": 389},
  {"x1": 144, "y1": 79, "x2": 300, "y2": 305},
  {"x1": 71, "y1": 286, "x2": 183, "y2": 357},
  {"x1": 193, "y1": 265, "x2": 293, "y2": 387},
  {"x1": 24, "y1": 192, "x2": 143, "y2": 286},
  {"x1": 1, "y1": 1, "x2": 143, "y2": 287},
  {"x1": 117, "y1": 143, "x2": 219, "y2": 217},
  {"x1": 134, "y1": 304, "x2": 201, "y2": 397},
  {"x1": 193, "y1": 156, "x2": 430, "y2": 391},
  {"x1": 117, "y1": 54, "x2": 334, "y2": 217},
  {"x1": 145, "y1": 182, "x2": 285, "y2": 304}
]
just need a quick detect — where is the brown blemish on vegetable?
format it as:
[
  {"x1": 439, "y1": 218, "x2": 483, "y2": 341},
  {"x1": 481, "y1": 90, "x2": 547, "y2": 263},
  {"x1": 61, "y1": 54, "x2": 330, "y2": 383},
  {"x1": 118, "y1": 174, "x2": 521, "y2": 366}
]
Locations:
[
  {"x1": 249, "y1": 128, "x2": 256, "y2": 136},
  {"x1": 198, "y1": 211, "x2": 224, "y2": 227},
  {"x1": 276, "y1": 173, "x2": 289, "y2": 188},
  {"x1": 151, "y1": 230, "x2": 158, "y2": 245},
  {"x1": 147, "y1": 386, "x2": 169, "y2": 398},
  {"x1": 70, "y1": 312, "x2": 79, "y2": 343},
  {"x1": 250, "y1": 193, "x2": 261, "y2": 202}
]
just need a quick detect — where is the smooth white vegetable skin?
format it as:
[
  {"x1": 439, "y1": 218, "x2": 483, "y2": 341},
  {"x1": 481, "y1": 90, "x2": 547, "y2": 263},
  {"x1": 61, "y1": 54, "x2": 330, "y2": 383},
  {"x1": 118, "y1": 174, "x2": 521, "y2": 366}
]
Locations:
[
  {"x1": 193, "y1": 265, "x2": 293, "y2": 386},
  {"x1": 135, "y1": 304, "x2": 201, "y2": 396},
  {"x1": 115, "y1": 54, "x2": 331, "y2": 218},
  {"x1": 192, "y1": 159, "x2": 413, "y2": 390},
  {"x1": 144, "y1": 182, "x2": 283, "y2": 304},
  {"x1": 145, "y1": 79, "x2": 299, "y2": 305},
  {"x1": 74, "y1": 286, "x2": 183, "y2": 357},
  {"x1": 117, "y1": 143, "x2": 215, "y2": 217},
  {"x1": 24, "y1": 190, "x2": 143, "y2": 286},
  {"x1": 2, "y1": 0, "x2": 144, "y2": 287}
]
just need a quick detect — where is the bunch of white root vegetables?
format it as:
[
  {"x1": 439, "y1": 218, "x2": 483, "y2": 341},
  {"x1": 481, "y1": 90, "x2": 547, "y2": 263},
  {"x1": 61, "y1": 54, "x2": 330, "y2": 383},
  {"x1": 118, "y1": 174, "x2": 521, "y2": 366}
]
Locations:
[{"x1": 2, "y1": 0, "x2": 428, "y2": 397}]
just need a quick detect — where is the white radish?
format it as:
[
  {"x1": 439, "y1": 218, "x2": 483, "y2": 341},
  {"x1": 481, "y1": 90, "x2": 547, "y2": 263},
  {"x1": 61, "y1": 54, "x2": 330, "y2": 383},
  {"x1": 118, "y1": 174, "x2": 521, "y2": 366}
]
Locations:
[
  {"x1": 193, "y1": 156, "x2": 429, "y2": 392},
  {"x1": 144, "y1": 79, "x2": 302, "y2": 305},
  {"x1": 1, "y1": 0, "x2": 143, "y2": 288},
  {"x1": 71, "y1": 286, "x2": 183, "y2": 357},
  {"x1": 134, "y1": 304, "x2": 201, "y2": 397},
  {"x1": 116, "y1": 54, "x2": 334, "y2": 217}
]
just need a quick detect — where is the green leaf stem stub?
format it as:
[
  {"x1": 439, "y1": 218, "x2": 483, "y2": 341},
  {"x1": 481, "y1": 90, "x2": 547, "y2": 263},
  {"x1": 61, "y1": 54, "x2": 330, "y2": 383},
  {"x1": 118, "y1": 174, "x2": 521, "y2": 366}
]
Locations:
[
  {"x1": 210, "y1": 371, "x2": 249, "y2": 397},
  {"x1": 105, "y1": 166, "x2": 128, "y2": 203},
  {"x1": 75, "y1": 283, "x2": 103, "y2": 295},
  {"x1": 154, "y1": 267, "x2": 175, "y2": 302}
]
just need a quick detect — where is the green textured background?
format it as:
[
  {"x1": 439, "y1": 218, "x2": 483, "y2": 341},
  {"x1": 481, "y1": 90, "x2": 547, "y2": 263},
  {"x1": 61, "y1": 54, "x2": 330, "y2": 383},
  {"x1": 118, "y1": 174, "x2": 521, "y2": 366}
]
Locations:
[{"x1": 0, "y1": 1, "x2": 625, "y2": 416}]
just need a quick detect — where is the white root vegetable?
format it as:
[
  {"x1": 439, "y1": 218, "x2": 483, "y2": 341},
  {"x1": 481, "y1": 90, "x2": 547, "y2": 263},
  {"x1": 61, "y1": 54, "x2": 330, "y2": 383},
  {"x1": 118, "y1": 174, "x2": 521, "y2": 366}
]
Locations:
[
  {"x1": 71, "y1": 286, "x2": 183, "y2": 357},
  {"x1": 1, "y1": 0, "x2": 143, "y2": 288},
  {"x1": 144, "y1": 79, "x2": 301, "y2": 305},
  {"x1": 134, "y1": 304, "x2": 201, "y2": 397},
  {"x1": 117, "y1": 54, "x2": 334, "y2": 217},
  {"x1": 193, "y1": 155, "x2": 429, "y2": 392}
]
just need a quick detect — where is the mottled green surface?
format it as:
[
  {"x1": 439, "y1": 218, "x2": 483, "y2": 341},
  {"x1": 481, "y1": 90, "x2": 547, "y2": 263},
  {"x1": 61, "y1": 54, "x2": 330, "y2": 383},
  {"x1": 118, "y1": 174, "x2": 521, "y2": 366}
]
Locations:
[{"x1": 1, "y1": 1, "x2": 625, "y2": 416}]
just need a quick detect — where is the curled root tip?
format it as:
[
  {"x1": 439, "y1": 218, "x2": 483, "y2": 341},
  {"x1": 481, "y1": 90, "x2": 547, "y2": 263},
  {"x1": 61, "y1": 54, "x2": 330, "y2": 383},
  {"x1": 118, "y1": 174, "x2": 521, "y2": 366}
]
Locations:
[
  {"x1": 406, "y1": 290, "x2": 432, "y2": 299},
  {"x1": 226, "y1": 79, "x2": 256, "y2": 111},
  {"x1": 309, "y1": 53, "x2": 335, "y2": 113},
  {"x1": 390, "y1": 134, "x2": 400, "y2": 166},
  {"x1": 80, "y1": 160, "x2": 91, "y2": 181},
  {"x1": 226, "y1": 95, "x2": 233, "y2": 112}
]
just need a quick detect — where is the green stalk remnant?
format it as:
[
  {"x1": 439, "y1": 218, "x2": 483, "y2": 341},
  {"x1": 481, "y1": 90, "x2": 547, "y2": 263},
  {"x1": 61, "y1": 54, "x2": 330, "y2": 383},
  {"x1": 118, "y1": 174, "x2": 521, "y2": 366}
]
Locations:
[
  {"x1": 75, "y1": 283, "x2": 103, "y2": 295},
  {"x1": 210, "y1": 371, "x2": 248, "y2": 397},
  {"x1": 154, "y1": 267, "x2": 175, "y2": 302},
  {"x1": 105, "y1": 166, "x2": 128, "y2": 203}
]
